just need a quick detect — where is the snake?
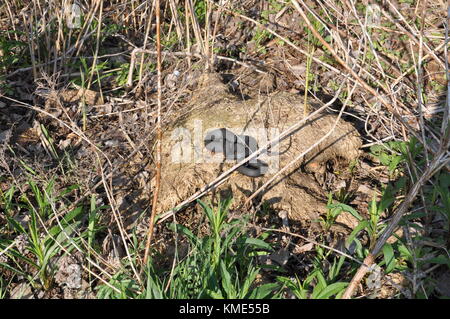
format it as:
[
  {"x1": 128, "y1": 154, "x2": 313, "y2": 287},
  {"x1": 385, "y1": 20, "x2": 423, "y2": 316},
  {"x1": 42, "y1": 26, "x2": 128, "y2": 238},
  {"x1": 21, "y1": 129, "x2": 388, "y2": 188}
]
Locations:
[{"x1": 204, "y1": 128, "x2": 269, "y2": 177}]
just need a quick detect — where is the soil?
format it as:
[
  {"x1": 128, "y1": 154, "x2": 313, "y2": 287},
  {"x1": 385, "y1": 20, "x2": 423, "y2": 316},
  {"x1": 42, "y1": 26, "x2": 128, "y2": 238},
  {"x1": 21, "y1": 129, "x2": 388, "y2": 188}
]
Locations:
[{"x1": 157, "y1": 72, "x2": 362, "y2": 228}]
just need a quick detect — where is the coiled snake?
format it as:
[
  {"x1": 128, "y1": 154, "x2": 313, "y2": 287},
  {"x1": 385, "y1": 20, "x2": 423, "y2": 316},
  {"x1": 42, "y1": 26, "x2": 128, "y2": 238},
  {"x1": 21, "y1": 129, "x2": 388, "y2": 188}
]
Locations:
[{"x1": 204, "y1": 128, "x2": 269, "y2": 177}]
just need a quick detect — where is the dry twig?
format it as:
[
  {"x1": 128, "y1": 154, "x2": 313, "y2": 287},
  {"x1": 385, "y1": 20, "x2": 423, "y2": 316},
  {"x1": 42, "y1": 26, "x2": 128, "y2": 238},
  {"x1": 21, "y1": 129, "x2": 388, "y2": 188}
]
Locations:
[{"x1": 143, "y1": 0, "x2": 163, "y2": 266}]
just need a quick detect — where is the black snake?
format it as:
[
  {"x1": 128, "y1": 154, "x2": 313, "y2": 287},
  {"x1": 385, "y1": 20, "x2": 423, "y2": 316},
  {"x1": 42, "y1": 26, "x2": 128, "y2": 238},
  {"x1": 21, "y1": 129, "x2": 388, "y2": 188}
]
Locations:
[{"x1": 204, "y1": 128, "x2": 269, "y2": 177}]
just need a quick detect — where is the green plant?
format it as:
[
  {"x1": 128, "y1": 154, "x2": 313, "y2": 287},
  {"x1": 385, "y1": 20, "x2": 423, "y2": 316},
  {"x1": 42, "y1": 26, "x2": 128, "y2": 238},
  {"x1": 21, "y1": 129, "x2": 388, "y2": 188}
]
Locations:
[
  {"x1": 252, "y1": 28, "x2": 273, "y2": 54},
  {"x1": 303, "y1": 38, "x2": 315, "y2": 115},
  {"x1": 344, "y1": 177, "x2": 407, "y2": 267},
  {"x1": 114, "y1": 62, "x2": 130, "y2": 86},
  {"x1": 0, "y1": 31, "x2": 28, "y2": 71},
  {"x1": 0, "y1": 182, "x2": 86, "y2": 291},
  {"x1": 96, "y1": 198, "x2": 281, "y2": 299},
  {"x1": 278, "y1": 252, "x2": 349, "y2": 299},
  {"x1": 168, "y1": 198, "x2": 280, "y2": 298},
  {"x1": 194, "y1": 0, "x2": 207, "y2": 25},
  {"x1": 198, "y1": 199, "x2": 280, "y2": 298},
  {"x1": 260, "y1": 0, "x2": 285, "y2": 23},
  {"x1": 0, "y1": 276, "x2": 8, "y2": 299},
  {"x1": 73, "y1": 56, "x2": 110, "y2": 88},
  {"x1": 5, "y1": 146, "x2": 37, "y2": 176},
  {"x1": 96, "y1": 272, "x2": 141, "y2": 299},
  {"x1": 433, "y1": 172, "x2": 450, "y2": 228},
  {"x1": 161, "y1": 31, "x2": 179, "y2": 49},
  {"x1": 39, "y1": 124, "x2": 59, "y2": 160},
  {"x1": 303, "y1": 12, "x2": 331, "y2": 47},
  {"x1": 319, "y1": 193, "x2": 363, "y2": 231},
  {"x1": 370, "y1": 137, "x2": 423, "y2": 176}
]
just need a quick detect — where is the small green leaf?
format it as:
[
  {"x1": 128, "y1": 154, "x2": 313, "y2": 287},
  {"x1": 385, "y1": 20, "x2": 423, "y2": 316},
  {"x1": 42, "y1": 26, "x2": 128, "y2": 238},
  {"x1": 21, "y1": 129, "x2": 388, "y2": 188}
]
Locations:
[
  {"x1": 346, "y1": 220, "x2": 369, "y2": 247},
  {"x1": 248, "y1": 283, "x2": 279, "y2": 299},
  {"x1": 244, "y1": 237, "x2": 273, "y2": 250},
  {"x1": 382, "y1": 243, "x2": 396, "y2": 273},
  {"x1": 315, "y1": 282, "x2": 349, "y2": 299}
]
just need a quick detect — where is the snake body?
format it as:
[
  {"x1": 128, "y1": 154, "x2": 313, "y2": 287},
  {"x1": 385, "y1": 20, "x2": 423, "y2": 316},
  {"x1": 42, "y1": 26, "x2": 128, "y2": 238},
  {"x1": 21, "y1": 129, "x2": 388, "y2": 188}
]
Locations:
[{"x1": 204, "y1": 128, "x2": 269, "y2": 177}]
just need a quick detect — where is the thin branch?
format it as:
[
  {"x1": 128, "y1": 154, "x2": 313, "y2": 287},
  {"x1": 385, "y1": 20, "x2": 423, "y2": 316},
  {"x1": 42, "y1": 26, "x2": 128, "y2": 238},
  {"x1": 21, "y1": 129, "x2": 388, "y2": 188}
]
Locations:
[{"x1": 143, "y1": 0, "x2": 162, "y2": 266}]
